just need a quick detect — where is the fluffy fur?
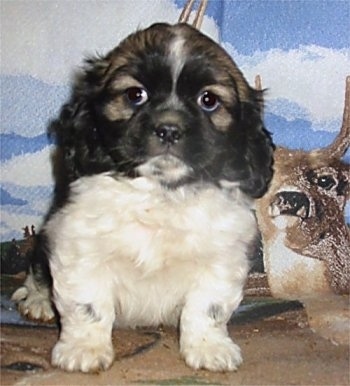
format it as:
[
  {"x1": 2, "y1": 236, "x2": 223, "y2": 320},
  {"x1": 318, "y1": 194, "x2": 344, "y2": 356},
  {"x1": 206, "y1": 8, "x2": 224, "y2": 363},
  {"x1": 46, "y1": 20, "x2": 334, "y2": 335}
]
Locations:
[
  {"x1": 46, "y1": 173, "x2": 256, "y2": 372},
  {"x1": 12, "y1": 23, "x2": 274, "y2": 373}
]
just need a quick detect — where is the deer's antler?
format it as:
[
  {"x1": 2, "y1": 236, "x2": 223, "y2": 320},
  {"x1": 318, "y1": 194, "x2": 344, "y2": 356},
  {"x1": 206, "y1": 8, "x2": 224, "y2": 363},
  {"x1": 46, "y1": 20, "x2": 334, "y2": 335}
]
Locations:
[
  {"x1": 314, "y1": 76, "x2": 350, "y2": 159},
  {"x1": 254, "y1": 74, "x2": 265, "y2": 117},
  {"x1": 178, "y1": 0, "x2": 208, "y2": 29},
  {"x1": 254, "y1": 74, "x2": 262, "y2": 91}
]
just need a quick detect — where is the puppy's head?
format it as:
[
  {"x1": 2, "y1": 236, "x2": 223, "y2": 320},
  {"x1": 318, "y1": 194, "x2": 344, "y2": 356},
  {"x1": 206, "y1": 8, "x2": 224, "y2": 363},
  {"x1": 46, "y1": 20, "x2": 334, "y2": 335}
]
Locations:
[{"x1": 51, "y1": 23, "x2": 274, "y2": 197}]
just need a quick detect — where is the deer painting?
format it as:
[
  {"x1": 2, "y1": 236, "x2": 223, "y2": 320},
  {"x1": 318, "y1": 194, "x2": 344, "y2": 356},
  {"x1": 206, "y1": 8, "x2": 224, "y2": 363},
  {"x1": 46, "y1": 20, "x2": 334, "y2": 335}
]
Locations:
[{"x1": 256, "y1": 76, "x2": 350, "y2": 299}]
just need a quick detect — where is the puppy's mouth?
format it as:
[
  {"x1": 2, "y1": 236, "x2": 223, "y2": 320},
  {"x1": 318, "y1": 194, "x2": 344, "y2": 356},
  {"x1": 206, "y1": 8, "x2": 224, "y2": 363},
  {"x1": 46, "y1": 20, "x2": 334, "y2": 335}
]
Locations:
[{"x1": 136, "y1": 155, "x2": 194, "y2": 187}]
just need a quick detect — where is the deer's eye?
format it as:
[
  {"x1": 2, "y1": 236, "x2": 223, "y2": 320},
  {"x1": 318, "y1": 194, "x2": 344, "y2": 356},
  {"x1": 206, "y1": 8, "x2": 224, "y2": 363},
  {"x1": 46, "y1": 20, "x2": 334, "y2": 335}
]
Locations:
[{"x1": 317, "y1": 175, "x2": 336, "y2": 190}]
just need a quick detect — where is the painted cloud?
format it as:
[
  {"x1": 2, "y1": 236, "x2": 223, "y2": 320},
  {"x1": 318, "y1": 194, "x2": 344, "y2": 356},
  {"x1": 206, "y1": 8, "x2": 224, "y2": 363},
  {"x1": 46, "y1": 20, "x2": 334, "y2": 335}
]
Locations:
[{"x1": 1, "y1": 0, "x2": 349, "y2": 241}]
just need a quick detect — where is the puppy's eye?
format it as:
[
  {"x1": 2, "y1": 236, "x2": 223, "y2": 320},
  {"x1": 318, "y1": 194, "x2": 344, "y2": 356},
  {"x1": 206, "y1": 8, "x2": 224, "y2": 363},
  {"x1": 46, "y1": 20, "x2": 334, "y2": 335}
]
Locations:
[
  {"x1": 126, "y1": 87, "x2": 148, "y2": 106},
  {"x1": 197, "y1": 91, "x2": 220, "y2": 112}
]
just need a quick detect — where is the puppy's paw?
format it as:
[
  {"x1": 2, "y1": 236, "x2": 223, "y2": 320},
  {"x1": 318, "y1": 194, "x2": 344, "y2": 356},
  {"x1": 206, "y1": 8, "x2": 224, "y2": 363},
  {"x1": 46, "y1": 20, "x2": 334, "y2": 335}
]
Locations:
[
  {"x1": 11, "y1": 284, "x2": 55, "y2": 322},
  {"x1": 52, "y1": 339, "x2": 114, "y2": 373},
  {"x1": 181, "y1": 335, "x2": 242, "y2": 372}
]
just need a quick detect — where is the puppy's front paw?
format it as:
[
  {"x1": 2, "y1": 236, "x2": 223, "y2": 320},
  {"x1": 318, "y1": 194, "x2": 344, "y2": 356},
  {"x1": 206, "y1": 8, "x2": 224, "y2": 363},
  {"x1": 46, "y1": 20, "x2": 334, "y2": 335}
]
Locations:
[
  {"x1": 181, "y1": 335, "x2": 242, "y2": 372},
  {"x1": 12, "y1": 284, "x2": 55, "y2": 322},
  {"x1": 52, "y1": 339, "x2": 114, "y2": 373}
]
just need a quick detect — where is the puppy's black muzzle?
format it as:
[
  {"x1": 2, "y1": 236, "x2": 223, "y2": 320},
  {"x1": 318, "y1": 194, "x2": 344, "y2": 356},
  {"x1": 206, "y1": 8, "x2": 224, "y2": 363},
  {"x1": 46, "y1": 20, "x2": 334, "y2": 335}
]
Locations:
[{"x1": 154, "y1": 124, "x2": 182, "y2": 145}]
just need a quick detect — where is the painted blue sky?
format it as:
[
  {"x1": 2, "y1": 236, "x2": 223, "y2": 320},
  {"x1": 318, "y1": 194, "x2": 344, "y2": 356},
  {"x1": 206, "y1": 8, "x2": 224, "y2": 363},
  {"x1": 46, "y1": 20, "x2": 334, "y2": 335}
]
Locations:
[
  {"x1": 1, "y1": 0, "x2": 349, "y2": 241},
  {"x1": 224, "y1": 1, "x2": 349, "y2": 53},
  {"x1": 175, "y1": 0, "x2": 350, "y2": 52}
]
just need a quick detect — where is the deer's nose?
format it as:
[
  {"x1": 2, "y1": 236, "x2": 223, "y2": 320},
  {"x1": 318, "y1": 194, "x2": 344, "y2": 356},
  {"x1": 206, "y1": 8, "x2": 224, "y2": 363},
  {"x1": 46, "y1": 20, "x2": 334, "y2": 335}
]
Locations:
[{"x1": 273, "y1": 191, "x2": 311, "y2": 219}]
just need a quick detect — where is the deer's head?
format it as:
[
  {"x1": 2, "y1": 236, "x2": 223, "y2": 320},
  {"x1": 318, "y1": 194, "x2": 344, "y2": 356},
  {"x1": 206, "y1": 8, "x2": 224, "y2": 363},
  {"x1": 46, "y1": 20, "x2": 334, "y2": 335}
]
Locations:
[{"x1": 257, "y1": 76, "x2": 350, "y2": 295}]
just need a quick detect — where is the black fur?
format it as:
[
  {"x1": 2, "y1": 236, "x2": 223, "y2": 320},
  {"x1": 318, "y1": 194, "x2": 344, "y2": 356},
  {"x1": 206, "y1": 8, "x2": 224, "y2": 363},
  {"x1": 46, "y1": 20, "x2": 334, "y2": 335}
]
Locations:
[{"x1": 25, "y1": 23, "x2": 274, "y2": 301}]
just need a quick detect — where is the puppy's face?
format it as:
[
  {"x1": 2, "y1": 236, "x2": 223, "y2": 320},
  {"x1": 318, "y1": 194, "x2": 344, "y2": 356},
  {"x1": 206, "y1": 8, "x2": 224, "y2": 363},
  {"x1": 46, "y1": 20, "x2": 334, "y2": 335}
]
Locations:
[{"x1": 54, "y1": 23, "x2": 273, "y2": 197}]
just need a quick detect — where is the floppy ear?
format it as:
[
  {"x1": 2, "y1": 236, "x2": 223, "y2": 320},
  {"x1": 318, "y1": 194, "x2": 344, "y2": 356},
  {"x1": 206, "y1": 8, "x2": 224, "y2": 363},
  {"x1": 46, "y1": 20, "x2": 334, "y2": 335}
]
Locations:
[
  {"x1": 222, "y1": 99, "x2": 274, "y2": 199},
  {"x1": 239, "y1": 101, "x2": 274, "y2": 198},
  {"x1": 48, "y1": 55, "x2": 115, "y2": 183}
]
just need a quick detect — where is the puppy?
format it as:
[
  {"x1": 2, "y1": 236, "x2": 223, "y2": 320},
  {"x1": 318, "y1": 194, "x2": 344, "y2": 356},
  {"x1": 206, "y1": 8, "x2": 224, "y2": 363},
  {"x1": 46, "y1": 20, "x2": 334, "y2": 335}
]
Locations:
[{"x1": 14, "y1": 23, "x2": 274, "y2": 373}]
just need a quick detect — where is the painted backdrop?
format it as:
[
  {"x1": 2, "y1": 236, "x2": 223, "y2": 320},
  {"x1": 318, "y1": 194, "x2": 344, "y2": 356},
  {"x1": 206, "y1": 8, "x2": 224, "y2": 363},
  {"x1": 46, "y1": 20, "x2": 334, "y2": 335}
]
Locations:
[{"x1": 1, "y1": 0, "x2": 349, "y2": 241}]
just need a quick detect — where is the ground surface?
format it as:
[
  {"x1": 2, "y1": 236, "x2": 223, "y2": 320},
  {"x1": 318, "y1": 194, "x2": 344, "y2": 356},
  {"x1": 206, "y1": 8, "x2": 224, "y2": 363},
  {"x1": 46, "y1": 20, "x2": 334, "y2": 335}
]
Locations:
[{"x1": 1, "y1": 274, "x2": 349, "y2": 385}]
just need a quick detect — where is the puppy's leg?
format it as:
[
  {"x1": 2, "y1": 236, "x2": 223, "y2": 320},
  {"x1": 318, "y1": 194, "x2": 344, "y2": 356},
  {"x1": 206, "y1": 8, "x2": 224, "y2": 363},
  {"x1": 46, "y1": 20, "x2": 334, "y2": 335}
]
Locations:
[
  {"x1": 180, "y1": 275, "x2": 244, "y2": 372},
  {"x1": 11, "y1": 234, "x2": 55, "y2": 321},
  {"x1": 51, "y1": 276, "x2": 115, "y2": 373},
  {"x1": 11, "y1": 266, "x2": 55, "y2": 321}
]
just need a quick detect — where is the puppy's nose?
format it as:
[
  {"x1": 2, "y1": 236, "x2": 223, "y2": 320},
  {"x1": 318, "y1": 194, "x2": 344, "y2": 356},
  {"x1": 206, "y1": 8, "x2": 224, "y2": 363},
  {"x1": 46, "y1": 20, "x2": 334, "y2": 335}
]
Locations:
[{"x1": 154, "y1": 125, "x2": 182, "y2": 145}]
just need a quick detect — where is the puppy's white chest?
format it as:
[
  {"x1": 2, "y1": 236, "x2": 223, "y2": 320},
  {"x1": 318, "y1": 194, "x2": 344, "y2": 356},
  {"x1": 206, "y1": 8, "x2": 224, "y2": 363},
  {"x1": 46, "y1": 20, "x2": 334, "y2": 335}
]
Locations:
[
  {"x1": 47, "y1": 174, "x2": 255, "y2": 327},
  {"x1": 61, "y1": 175, "x2": 248, "y2": 259}
]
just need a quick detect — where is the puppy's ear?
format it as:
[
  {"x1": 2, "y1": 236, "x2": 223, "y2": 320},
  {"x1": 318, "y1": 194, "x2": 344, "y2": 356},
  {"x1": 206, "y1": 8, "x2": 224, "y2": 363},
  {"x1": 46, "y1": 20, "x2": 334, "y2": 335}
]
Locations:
[
  {"x1": 49, "y1": 55, "x2": 114, "y2": 182},
  {"x1": 239, "y1": 101, "x2": 274, "y2": 198},
  {"x1": 224, "y1": 99, "x2": 274, "y2": 199},
  {"x1": 49, "y1": 101, "x2": 95, "y2": 180}
]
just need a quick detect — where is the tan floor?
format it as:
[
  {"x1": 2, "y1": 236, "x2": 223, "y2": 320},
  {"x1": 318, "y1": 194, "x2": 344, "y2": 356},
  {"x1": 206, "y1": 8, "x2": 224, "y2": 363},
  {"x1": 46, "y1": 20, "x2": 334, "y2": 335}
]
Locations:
[{"x1": 1, "y1": 307, "x2": 349, "y2": 386}]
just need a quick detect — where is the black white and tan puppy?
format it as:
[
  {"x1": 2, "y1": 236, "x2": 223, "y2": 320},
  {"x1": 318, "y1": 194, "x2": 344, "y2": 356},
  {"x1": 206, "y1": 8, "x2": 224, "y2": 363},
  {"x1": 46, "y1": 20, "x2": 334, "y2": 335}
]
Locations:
[{"x1": 12, "y1": 23, "x2": 274, "y2": 372}]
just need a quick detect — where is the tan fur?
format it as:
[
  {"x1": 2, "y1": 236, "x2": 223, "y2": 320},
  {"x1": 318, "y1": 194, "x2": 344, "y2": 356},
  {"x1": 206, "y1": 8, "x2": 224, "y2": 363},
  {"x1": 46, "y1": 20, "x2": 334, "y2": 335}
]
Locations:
[
  {"x1": 104, "y1": 75, "x2": 144, "y2": 121},
  {"x1": 256, "y1": 76, "x2": 349, "y2": 298},
  {"x1": 257, "y1": 146, "x2": 349, "y2": 297}
]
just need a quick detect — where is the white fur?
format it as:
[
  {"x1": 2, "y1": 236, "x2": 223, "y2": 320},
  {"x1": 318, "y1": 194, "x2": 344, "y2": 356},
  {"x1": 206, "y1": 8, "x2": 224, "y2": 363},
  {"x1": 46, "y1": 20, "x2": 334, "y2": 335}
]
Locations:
[
  {"x1": 11, "y1": 268, "x2": 55, "y2": 321},
  {"x1": 169, "y1": 35, "x2": 186, "y2": 85},
  {"x1": 45, "y1": 171, "x2": 256, "y2": 373},
  {"x1": 136, "y1": 155, "x2": 193, "y2": 185}
]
